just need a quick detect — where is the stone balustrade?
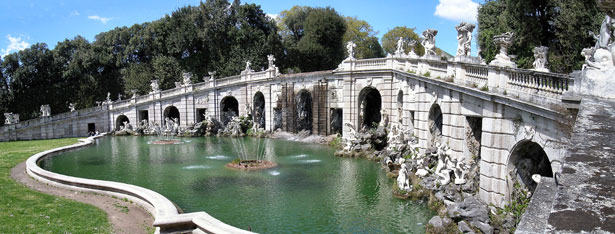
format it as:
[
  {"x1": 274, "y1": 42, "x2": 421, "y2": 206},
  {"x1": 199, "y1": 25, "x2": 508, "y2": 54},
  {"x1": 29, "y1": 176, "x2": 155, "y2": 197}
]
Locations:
[{"x1": 337, "y1": 55, "x2": 574, "y2": 105}]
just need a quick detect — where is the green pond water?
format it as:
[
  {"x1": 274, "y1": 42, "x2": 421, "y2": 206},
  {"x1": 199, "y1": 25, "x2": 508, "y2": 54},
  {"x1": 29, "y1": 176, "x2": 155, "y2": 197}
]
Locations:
[{"x1": 40, "y1": 136, "x2": 434, "y2": 233}]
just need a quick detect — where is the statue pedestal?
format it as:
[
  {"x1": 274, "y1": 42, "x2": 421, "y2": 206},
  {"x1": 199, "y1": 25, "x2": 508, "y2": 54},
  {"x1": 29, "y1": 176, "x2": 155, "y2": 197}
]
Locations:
[
  {"x1": 578, "y1": 68, "x2": 615, "y2": 99},
  {"x1": 489, "y1": 58, "x2": 517, "y2": 68}
]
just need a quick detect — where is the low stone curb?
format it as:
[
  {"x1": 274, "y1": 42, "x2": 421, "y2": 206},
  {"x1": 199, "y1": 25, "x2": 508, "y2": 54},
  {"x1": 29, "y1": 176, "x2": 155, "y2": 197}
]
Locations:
[{"x1": 25, "y1": 134, "x2": 255, "y2": 234}]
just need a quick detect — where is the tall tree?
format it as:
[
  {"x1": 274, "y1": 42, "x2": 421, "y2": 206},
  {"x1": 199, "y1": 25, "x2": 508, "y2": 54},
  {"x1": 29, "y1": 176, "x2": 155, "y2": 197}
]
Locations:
[
  {"x1": 279, "y1": 6, "x2": 347, "y2": 72},
  {"x1": 343, "y1": 16, "x2": 384, "y2": 59}
]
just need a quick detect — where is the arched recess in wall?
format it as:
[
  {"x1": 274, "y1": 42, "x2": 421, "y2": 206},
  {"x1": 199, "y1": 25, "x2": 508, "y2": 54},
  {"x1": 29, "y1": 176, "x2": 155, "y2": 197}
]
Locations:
[
  {"x1": 220, "y1": 96, "x2": 239, "y2": 125},
  {"x1": 164, "y1": 106, "x2": 180, "y2": 125},
  {"x1": 397, "y1": 90, "x2": 404, "y2": 124},
  {"x1": 358, "y1": 86, "x2": 382, "y2": 129},
  {"x1": 115, "y1": 115, "x2": 129, "y2": 130},
  {"x1": 253, "y1": 92, "x2": 266, "y2": 129},
  {"x1": 428, "y1": 104, "x2": 443, "y2": 148},
  {"x1": 507, "y1": 140, "x2": 553, "y2": 196},
  {"x1": 295, "y1": 89, "x2": 312, "y2": 133}
]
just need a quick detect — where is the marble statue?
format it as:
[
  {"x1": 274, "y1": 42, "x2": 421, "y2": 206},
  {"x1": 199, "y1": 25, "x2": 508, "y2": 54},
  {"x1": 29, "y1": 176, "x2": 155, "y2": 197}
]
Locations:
[
  {"x1": 455, "y1": 22, "x2": 475, "y2": 57},
  {"x1": 407, "y1": 40, "x2": 418, "y2": 58},
  {"x1": 150, "y1": 79, "x2": 160, "y2": 93},
  {"x1": 131, "y1": 89, "x2": 138, "y2": 99},
  {"x1": 105, "y1": 92, "x2": 112, "y2": 104},
  {"x1": 397, "y1": 164, "x2": 411, "y2": 191},
  {"x1": 454, "y1": 159, "x2": 468, "y2": 185},
  {"x1": 208, "y1": 71, "x2": 216, "y2": 81},
  {"x1": 395, "y1": 37, "x2": 405, "y2": 56},
  {"x1": 346, "y1": 41, "x2": 356, "y2": 60},
  {"x1": 117, "y1": 93, "x2": 122, "y2": 101},
  {"x1": 68, "y1": 103, "x2": 76, "y2": 112},
  {"x1": 244, "y1": 60, "x2": 253, "y2": 73},
  {"x1": 421, "y1": 29, "x2": 438, "y2": 57},
  {"x1": 4, "y1": 113, "x2": 19, "y2": 125},
  {"x1": 489, "y1": 32, "x2": 516, "y2": 68},
  {"x1": 182, "y1": 72, "x2": 192, "y2": 85},
  {"x1": 267, "y1": 54, "x2": 276, "y2": 70},
  {"x1": 40, "y1": 105, "x2": 51, "y2": 117},
  {"x1": 532, "y1": 46, "x2": 550, "y2": 72}
]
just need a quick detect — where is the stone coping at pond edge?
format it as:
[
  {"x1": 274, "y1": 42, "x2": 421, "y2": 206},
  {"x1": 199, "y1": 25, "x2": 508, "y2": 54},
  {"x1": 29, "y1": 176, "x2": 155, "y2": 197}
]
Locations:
[{"x1": 25, "y1": 134, "x2": 255, "y2": 234}]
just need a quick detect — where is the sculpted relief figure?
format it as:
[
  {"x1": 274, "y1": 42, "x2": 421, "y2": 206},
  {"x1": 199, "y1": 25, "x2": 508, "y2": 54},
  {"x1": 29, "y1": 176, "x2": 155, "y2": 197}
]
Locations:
[
  {"x1": 421, "y1": 29, "x2": 438, "y2": 57},
  {"x1": 267, "y1": 54, "x2": 276, "y2": 70},
  {"x1": 455, "y1": 22, "x2": 475, "y2": 57}
]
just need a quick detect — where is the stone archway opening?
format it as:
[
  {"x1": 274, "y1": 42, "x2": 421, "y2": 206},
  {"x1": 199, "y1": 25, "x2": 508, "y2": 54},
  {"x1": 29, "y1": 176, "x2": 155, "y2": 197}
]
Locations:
[
  {"x1": 397, "y1": 90, "x2": 404, "y2": 124},
  {"x1": 508, "y1": 141, "x2": 553, "y2": 194},
  {"x1": 115, "y1": 115, "x2": 129, "y2": 130},
  {"x1": 428, "y1": 104, "x2": 443, "y2": 148},
  {"x1": 220, "y1": 96, "x2": 239, "y2": 125},
  {"x1": 163, "y1": 106, "x2": 180, "y2": 125},
  {"x1": 295, "y1": 89, "x2": 312, "y2": 133},
  {"x1": 358, "y1": 87, "x2": 382, "y2": 129},
  {"x1": 253, "y1": 92, "x2": 266, "y2": 129}
]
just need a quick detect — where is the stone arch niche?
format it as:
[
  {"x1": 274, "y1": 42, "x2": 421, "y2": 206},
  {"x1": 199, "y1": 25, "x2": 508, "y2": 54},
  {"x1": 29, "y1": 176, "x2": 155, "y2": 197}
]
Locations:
[
  {"x1": 358, "y1": 86, "x2": 382, "y2": 129},
  {"x1": 295, "y1": 89, "x2": 312, "y2": 133},
  {"x1": 163, "y1": 106, "x2": 180, "y2": 125},
  {"x1": 220, "y1": 96, "x2": 239, "y2": 125},
  {"x1": 507, "y1": 140, "x2": 553, "y2": 195},
  {"x1": 115, "y1": 115, "x2": 129, "y2": 130},
  {"x1": 396, "y1": 90, "x2": 404, "y2": 124},
  {"x1": 253, "y1": 92, "x2": 266, "y2": 129},
  {"x1": 428, "y1": 104, "x2": 443, "y2": 148}
]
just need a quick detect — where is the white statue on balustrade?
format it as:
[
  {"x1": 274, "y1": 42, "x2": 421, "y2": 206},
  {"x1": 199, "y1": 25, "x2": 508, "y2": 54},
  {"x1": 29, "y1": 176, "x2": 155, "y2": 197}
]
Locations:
[
  {"x1": 576, "y1": 2, "x2": 615, "y2": 98},
  {"x1": 150, "y1": 80, "x2": 160, "y2": 93},
  {"x1": 243, "y1": 60, "x2": 253, "y2": 74},
  {"x1": 455, "y1": 22, "x2": 475, "y2": 58},
  {"x1": 489, "y1": 32, "x2": 516, "y2": 68},
  {"x1": 68, "y1": 103, "x2": 76, "y2": 112},
  {"x1": 104, "y1": 92, "x2": 112, "y2": 104},
  {"x1": 407, "y1": 40, "x2": 418, "y2": 58},
  {"x1": 117, "y1": 93, "x2": 122, "y2": 101},
  {"x1": 346, "y1": 41, "x2": 356, "y2": 60},
  {"x1": 182, "y1": 72, "x2": 192, "y2": 86},
  {"x1": 421, "y1": 29, "x2": 438, "y2": 58},
  {"x1": 131, "y1": 89, "x2": 138, "y2": 99},
  {"x1": 4, "y1": 113, "x2": 19, "y2": 125},
  {"x1": 395, "y1": 37, "x2": 406, "y2": 57},
  {"x1": 40, "y1": 105, "x2": 51, "y2": 117},
  {"x1": 532, "y1": 46, "x2": 550, "y2": 72}
]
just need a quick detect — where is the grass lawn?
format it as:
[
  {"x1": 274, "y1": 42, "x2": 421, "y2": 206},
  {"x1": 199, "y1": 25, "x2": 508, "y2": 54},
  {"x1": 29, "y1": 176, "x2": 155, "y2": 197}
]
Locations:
[{"x1": 0, "y1": 138, "x2": 111, "y2": 233}]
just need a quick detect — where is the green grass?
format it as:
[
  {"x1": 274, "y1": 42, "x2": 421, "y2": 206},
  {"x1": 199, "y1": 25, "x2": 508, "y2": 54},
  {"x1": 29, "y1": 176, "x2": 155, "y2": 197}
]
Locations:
[{"x1": 0, "y1": 138, "x2": 112, "y2": 233}]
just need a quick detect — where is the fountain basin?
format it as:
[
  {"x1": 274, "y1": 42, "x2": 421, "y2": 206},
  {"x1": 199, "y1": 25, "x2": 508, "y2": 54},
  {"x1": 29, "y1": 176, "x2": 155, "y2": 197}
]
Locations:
[{"x1": 40, "y1": 136, "x2": 434, "y2": 233}]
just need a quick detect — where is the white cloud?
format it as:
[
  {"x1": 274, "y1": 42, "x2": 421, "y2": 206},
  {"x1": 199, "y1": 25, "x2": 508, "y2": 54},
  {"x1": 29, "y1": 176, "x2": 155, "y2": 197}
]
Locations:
[
  {"x1": 434, "y1": 0, "x2": 479, "y2": 22},
  {"x1": 88, "y1": 15, "x2": 112, "y2": 24},
  {"x1": 266, "y1": 14, "x2": 279, "y2": 22},
  {"x1": 70, "y1": 10, "x2": 80, "y2": 17},
  {"x1": 1, "y1": 35, "x2": 30, "y2": 57}
]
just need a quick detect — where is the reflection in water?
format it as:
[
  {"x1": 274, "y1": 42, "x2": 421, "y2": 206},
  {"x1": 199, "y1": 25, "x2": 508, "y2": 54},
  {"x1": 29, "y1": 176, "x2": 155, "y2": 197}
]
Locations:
[{"x1": 41, "y1": 136, "x2": 434, "y2": 233}]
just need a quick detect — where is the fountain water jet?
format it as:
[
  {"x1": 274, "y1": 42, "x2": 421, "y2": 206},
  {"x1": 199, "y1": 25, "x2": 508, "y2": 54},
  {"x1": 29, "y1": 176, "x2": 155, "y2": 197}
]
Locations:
[{"x1": 226, "y1": 136, "x2": 277, "y2": 170}]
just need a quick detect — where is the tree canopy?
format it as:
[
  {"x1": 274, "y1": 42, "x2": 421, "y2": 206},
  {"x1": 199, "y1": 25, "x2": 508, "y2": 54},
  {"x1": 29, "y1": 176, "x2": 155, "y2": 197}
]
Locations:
[{"x1": 343, "y1": 16, "x2": 384, "y2": 59}]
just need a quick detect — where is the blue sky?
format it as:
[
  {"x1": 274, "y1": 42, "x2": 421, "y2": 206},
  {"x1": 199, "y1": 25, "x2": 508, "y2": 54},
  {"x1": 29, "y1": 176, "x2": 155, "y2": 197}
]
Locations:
[{"x1": 0, "y1": 0, "x2": 484, "y2": 58}]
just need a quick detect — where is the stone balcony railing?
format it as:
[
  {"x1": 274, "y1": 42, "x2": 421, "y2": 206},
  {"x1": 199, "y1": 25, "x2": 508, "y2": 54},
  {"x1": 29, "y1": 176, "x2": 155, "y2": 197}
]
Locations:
[{"x1": 336, "y1": 55, "x2": 575, "y2": 105}]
